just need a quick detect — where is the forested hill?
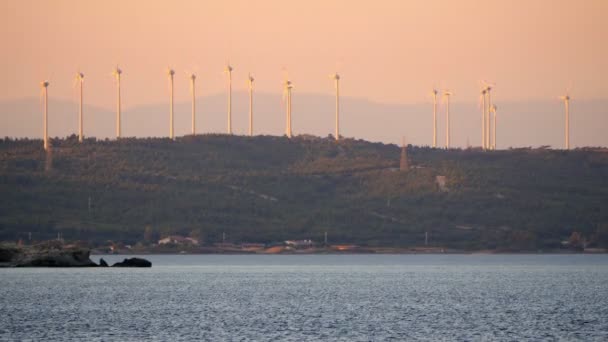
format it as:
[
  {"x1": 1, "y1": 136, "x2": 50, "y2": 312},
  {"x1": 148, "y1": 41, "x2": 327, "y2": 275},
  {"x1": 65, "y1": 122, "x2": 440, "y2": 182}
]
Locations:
[{"x1": 1, "y1": 134, "x2": 608, "y2": 251}]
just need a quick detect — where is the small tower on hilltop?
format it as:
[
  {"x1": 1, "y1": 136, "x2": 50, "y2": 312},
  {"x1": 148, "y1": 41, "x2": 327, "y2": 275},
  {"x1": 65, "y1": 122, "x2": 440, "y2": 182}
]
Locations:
[{"x1": 400, "y1": 137, "x2": 409, "y2": 172}]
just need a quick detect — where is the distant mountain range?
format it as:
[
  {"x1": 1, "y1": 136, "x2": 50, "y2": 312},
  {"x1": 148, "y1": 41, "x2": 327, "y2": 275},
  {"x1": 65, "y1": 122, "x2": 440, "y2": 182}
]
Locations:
[{"x1": 1, "y1": 93, "x2": 607, "y2": 148}]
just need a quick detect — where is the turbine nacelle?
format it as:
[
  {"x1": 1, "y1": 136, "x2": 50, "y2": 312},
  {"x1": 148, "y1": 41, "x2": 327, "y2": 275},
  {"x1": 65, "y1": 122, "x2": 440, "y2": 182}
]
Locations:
[
  {"x1": 248, "y1": 74, "x2": 255, "y2": 83},
  {"x1": 225, "y1": 65, "x2": 233, "y2": 73},
  {"x1": 167, "y1": 68, "x2": 175, "y2": 77},
  {"x1": 331, "y1": 73, "x2": 340, "y2": 80},
  {"x1": 77, "y1": 72, "x2": 84, "y2": 81},
  {"x1": 190, "y1": 74, "x2": 196, "y2": 81},
  {"x1": 560, "y1": 95, "x2": 571, "y2": 101},
  {"x1": 41, "y1": 81, "x2": 50, "y2": 88}
]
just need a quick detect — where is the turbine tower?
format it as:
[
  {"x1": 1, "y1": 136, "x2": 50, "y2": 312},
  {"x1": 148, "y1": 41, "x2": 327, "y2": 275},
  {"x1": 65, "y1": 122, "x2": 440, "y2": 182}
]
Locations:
[
  {"x1": 443, "y1": 91, "x2": 453, "y2": 149},
  {"x1": 167, "y1": 68, "x2": 175, "y2": 140},
  {"x1": 480, "y1": 88, "x2": 487, "y2": 150},
  {"x1": 284, "y1": 80, "x2": 293, "y2": 138},
  {"x1": 248, "y1": 74, "x2": 254, "y2": 136},
  {"x1": 190, "y1": 73, "x2": 196, "y2": 135},
  {"x1": 431, "y1": 88, "x2": 438, "y2": 148},
  {"x1": 560, "y1": 94, "x2": 571, "y2": 150},
  {"x1": 112, "y1": 66, "x2": 122, "y2": 139},
  {"x1": 485, "y1": 85, "x2": 493, "y2": 150},
  {"x1": 491, "y1": 104, "x2": 497, "y2": 150},
  {"x1": 76, "y1": 72, "x2": 85, "y2": 143},
  {"x1": 224, "y1": 64, "x2": 233, "y2": 134},
  {"x1": 41, "y1": 81, "x2": 50, "y2": 151},
  {"x1": 331, "y1": 73, "x2": 340, "y2": 141}
]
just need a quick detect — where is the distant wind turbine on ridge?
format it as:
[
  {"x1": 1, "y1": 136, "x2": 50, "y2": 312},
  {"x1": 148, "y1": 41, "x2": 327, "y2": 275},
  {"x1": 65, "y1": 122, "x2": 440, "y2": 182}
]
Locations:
[
  {"x1": 112, "y1": 66, "x2": 122, "y2": 139},
  {"x1": 75, "y1": 72, "x2": 84, "y2": 143},
  {"x1": 224, "y1": 64, "x2": 233, "y2": 135},
  {"x1": 485, "y1": 83, "x2": 494, "y2": 150},
  {"x1": 443, "y1": 90, "x2": 453, "y2": 149},
  {"x1": 189, "y1": 73, "x2": 196, "y2": 135},
  {"x1": 479, "y1": 87, "x2": 487, "y2": 150},
  {"x1": 41, "y1": 80, "x2": 50, "y2": 150},
  {"x1": 167, "y1": 68, "x2": 175, "y2": 140},
  {"x1": 491, "y1": 104, "x2": 497, "y2": 150},
  {"x1": 560, "y1": 94, "x2": 571, "y2": 150},
  {"x1": 248, "y1": 73, "x2": 254, "y2": 136},
  {"x1": 331, "y1": 73, "x2": 340, "y2": 141},
  {"x1": 284, "y1": 79, "x2": 293, "y2": 138},
  {"x1": 431, "y1": 88, "x2": 438, "y2": 148}
]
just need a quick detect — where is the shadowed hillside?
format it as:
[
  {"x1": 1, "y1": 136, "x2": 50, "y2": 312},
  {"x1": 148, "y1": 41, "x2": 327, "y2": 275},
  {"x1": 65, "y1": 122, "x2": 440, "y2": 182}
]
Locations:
[{"x1": 1, "y1": 135, "x2": 608, "y2": 251}]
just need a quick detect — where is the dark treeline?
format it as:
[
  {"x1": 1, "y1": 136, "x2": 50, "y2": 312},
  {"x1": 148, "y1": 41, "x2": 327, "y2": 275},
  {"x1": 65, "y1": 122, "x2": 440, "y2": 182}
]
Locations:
[{"x1": 1, "y1": 134, "x2": 608, "y2": 251}]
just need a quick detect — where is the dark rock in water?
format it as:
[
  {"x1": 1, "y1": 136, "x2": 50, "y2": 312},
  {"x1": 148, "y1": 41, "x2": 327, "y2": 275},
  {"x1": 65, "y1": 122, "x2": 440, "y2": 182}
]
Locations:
[
  {"x1": 1, "y1": 241, "x2": 98, "y2": 267},
  {"x1": 99, "y1": 258, "x2": 109, "y2": 267},
  {"x1": 112, "y1": 257, "x2": 152, "y2": 268}
]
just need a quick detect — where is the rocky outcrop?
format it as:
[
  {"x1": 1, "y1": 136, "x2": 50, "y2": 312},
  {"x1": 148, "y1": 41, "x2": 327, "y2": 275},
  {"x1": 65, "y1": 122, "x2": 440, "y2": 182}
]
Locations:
[
  {"x1": 112, "y1": 257, "x2": 152, "y2": 267},
  {"x1": 99, "y1": 258, "x2": 109, "y2": 267},
  {"x1": 0, "y1": 242, "x2": 151, "y2": 267}
]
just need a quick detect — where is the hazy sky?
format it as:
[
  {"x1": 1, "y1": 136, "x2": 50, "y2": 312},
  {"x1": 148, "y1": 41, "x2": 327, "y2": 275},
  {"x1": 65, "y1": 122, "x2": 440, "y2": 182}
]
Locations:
[{"x1": 2, "y1": 0, "x2": 607, "y2": 108}]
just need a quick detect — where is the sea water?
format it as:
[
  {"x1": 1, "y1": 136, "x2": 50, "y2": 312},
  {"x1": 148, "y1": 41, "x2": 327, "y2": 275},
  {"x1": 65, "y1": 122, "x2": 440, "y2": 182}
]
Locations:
[{"x1": 1, "y1": 254, "x2": 607, "y2": 341}]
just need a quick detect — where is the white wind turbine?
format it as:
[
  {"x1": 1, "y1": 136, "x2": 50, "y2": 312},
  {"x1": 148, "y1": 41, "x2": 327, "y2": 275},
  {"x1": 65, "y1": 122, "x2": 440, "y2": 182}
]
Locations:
[
  {"x1": 248, "y1": 73, "x2": 254, "y2": 136},
  {"x1": 330, "y1": 73, "x2": 341, "y2": 141},
  {"x1": 40, "y1": 80, "x2": 50, "y2": 150},
  {"x1": 560, "y1": 94, "x2": 571, "y2": 150},
  {"x1": 484, "y1": 82, "x2": 495, "y2": 150},
  {"x1": 480, "y1": 88, "x2": 487, "y2": 150},
  {"x1": 189, "y1": 73, "x2": 197, "y2": 135},
  {"x1": 491, "y1": 104, "x2": 497, "y2": 150},
  {"x1": 443, "y1": 90, "x2": 453, "y2": 149},
  {"x1": 167, "y1": 68, "x2": 175, "y2": 140},
  {"x1": 284, "y1": 80, "x2": 293, "y2": 138},
  {"x1": 431, "y1": 88, "x2": 438, "y2": 148},
  {"x1": 112, "y1": 66, "x2": 123, "y2": 139},
  {"x1": 224, "y1": 64, "x2": 233, "y2": 134},
  {"x1": 75, "y1": 72, "x2": 85, "y2": 143}
]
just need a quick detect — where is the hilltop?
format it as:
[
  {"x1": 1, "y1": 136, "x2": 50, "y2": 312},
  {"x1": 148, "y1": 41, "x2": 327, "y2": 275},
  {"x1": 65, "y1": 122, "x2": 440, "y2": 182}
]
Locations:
[{"x1": 1, "y1": 135, "x2": 608, "y2": 251}]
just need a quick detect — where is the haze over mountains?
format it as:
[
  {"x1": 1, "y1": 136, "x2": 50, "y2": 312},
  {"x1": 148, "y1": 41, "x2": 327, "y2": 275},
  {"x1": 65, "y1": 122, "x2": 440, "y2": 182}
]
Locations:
[{"x1": 2, "y1": 94, "x2": 606, "y2": 148}]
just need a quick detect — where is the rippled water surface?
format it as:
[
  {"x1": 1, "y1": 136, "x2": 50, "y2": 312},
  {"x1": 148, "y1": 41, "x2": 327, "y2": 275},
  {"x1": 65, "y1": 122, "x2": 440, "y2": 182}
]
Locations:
[{"x1": 1, "y1": 254, "x2": 607, "y2": 341}]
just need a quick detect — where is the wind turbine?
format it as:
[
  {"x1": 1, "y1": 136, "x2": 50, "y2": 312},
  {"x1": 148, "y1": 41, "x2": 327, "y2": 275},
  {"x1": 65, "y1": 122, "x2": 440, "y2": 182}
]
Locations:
[
  {"x1": 284, "y1": 80, "x2": 293, "y2": 138},
  {"x1": 443, "y1": 90, "x2": 453, "y2": 149},
  {"x1": 248, "y1": 73, "x2": 254, "y2": 136},
  {"x1": 189, "y1": 73, "x2": 196, "y2": 135},
  {"x1": 167, "y1": 68, "x2": 175, "y2": 140},
  {"x1": 112, "y1": 66, "x2": 122, "y2": 139},
  {"x1": 480, "y1": 88, "x2": 487, "y2": 150},
  {"x1": 484, "y1": 83, "x2": 495, "y2": 150},
  {"x1": 41, "y1": 81, "x2": 50, "y2": 151},
  {"x1": 331, "y1": 73, "x2": 340, "y2": 141},
  {"x1": 431, "y1": 88, "x2": 438, "y2": 148},
  {"x1": 491, "y1": 104, "x2": 497, "y2": 150},
  {"x1": 224, "y1": 64, "x2": 233, "y2": 134},
  {"x1": 75, "y1": 72, "x2": 85, "y2": 143},
  {"x1": 560, "y1": 94, "x2": 571, "y2": 150}
]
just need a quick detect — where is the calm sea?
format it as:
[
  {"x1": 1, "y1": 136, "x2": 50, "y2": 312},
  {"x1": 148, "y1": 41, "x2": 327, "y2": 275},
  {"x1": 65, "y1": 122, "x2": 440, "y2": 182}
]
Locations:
[{"x1": 1, "y1": 254, "x2": 607, "y2": 341}]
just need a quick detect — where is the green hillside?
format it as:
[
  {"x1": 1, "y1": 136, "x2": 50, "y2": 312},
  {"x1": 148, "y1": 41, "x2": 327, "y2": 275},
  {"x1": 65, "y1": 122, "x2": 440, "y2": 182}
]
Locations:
[{"x1": 1, "y1": 134, "x2": 608, "y2": 251}]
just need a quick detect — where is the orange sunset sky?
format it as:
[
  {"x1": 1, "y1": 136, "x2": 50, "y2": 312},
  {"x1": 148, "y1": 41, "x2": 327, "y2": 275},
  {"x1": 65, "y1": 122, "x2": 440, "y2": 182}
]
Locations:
[{"x1": 0, "y1": 0, "x2": 607, "y2": 147}]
